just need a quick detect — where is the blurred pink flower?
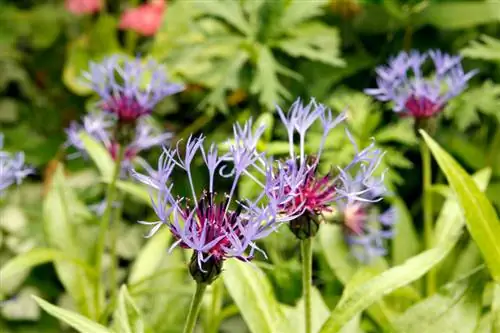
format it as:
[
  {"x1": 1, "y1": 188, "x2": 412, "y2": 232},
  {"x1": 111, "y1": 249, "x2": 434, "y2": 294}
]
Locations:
[
  {"x1": 119, "y1": 0, "x2": 166, "y2": 36},
  {"x1": 65, "y1": 0, "x2": 102, "y2": 15}
]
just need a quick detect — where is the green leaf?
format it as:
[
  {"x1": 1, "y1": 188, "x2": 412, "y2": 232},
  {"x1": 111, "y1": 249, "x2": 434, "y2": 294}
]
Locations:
[
  {"x1": 196, "y1": 0, "x2": 251, "y2": 36},
  {"x1": 285, "y1": 287, "x2": 330, "y2": 333},
  {"x1": 79, "y1": 133, "x2": 114, "y2": 181},
  {"x1": 415, "y1": 2, "x2": 500, "y2": 30},
  {"x1": 493, "y1": 283, "x2": 500, "y2": 333},
  {"x1": 43, "y1": 164, "x2": 95, "y2": 318},
  {"x1": 0, "y1": 248, "x2": 94, "y2": 295},
  {"x1": 391, "y1": 272, "x2": 486, "y2": 333},
  {"x1": 223, "y1": 260, "x2": 291, "y2": 333},
  {"x1": 391, "y1": 198, "x2": 420, "y2": 266},
  {"x1": 128, "y1": 228, "x2": 172, "y2": 285},
  {"x1": 116, "y1": 181, "x2": 152, "y2": 207},
  {"x1": 421, "y1": 131, "x2": 500, "y2": 282},
  {"x1": 278, "y1": 0, "x2": 327, "y2": 31},
  {"x1": 33, "y1": 296, "x2": 111, "y2": 333},
  {"x1": 319, "y1": 225, "x2": 463, "y2": 332},
  {"x1": 113, "y1": 286, "x2": 144, "y2": 333},
  {"x1": 462, "y1": 35, "x2": 500, "y2": 63},
  {"x1": 277, "y1": 23, "x2": 344, "y2": 67},
  {"x1": 250, "y1": 45, "x2": 292, "y2": 110}
]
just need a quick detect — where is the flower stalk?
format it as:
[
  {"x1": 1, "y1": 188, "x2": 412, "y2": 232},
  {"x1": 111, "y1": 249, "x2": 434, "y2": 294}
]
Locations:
[
  {"x1": 301, "y1": 237, "x2": 313, "y2": 333},
  {"x1": 94, "y1": 144, "x2": 125, "y2": 317},
  {"x1": 183, "y1": 282, "x2": 208, "y2": 333},
  {"x1": 109, "y1": 191, "x2": 125, "y2": 307}
]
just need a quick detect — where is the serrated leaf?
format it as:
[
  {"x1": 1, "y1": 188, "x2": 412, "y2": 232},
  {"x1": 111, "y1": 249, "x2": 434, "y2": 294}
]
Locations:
[
  {"x1": 277, "y1": 23, "x2": 344, "y2": 67},
  {"x1": 374, "y1": 119, "x2": 417, "y2": 145},
  {"x1": 421, "y1": 131, "x2": 500, "y2": 282},
  {"x1": 113, "y1": 286, "x2": 144, "y2": 333},
  {"x1": 33, "y1": 296, "x2": 111, "y2": 333},
  {"x1": 250, "y1": 46, "x2": 291, "y2": 110},
  {"x1": 196, "y1": 0, "x2": 251, "y2": 36},
  {"x1": 462, "y1": 35, "x2": 500, "y2": 62},
  {"x1": 278, "y1": 0, "x2": 328, "y2": 30},
  {"x1": 223, "y1": 260, "x2": 291, "y2": 333}
]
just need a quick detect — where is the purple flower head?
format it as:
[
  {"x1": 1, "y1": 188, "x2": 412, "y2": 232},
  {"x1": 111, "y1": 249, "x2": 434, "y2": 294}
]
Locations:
[
  {"x1": 132, "y1": 136, "x2": 281, "y2": 282},
  {"x1": 0, "y1": 134, "x2": 34, "y2": 196},
  {"x1": 334, "y1": 152, "x2": 395, "y2": 263},
  {"x1": 65, "y1": 112, "x2": 172, "y2": 176},
  {"x1": 83, "y1": 55, "x2": 184, "y2": 123},
  {"x1": 365, "y1": 50, "x2": 477, "y2": 119}
]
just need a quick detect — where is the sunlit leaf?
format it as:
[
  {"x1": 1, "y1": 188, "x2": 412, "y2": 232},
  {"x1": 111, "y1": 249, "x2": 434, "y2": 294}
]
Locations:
[
  {"x1": 113, "y1": 286, "x2": 144, "y2": 333},
  {"x1": 33, "y1": 296, "x2": 111, "y2": 333},
  {"x1": 223, "y1": 260, "x2": 291, "y2": 333}
]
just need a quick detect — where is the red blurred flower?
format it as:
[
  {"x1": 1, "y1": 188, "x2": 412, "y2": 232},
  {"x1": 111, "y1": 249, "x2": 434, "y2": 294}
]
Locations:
[
  {"x1": 119, "y1": 0, "x2": 166, "y2": 36},
  {"x1": 65, "y1": 0, "x2": 102, "y2": 15}
]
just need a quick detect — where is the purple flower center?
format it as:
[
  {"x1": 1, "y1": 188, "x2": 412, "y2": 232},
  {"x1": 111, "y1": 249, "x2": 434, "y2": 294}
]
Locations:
[
  {"x1": 277, "y1": 160, "x2": 337, "y2": 217},
  {"x1": 179, "y1": 192, "x2": 245, "y2": 263},
  {"x1": 102, "y1": 95, "x2": 151, "y2": 123},
  {"x1": 403, "y1": 95, "x2": 442, "y2": 119}
]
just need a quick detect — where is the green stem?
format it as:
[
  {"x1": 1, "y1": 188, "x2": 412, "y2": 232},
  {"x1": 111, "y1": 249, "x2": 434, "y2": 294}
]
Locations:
[
  {"x1": 301, "y1": 238, "x2": 313, "y2": 333},
  {"x1": 183, "y1": 283, "x2": 208, "y2": 333},
  {"x1": 109, "y1": 192, "x2": 125, "y2": 307},
  {"x1": 94, "y1": 145, "x2": 125, "y2": 319},
  {"x1": 420, "y1": 141, "x2": 435, "y2": 296}
]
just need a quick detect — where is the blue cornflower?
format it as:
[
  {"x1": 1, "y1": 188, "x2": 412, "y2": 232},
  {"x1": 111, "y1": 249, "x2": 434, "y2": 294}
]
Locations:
[
  {"x1": 65, "y1": 112, "x2": 172, "y2": 175},
  {"x1": 83, "y1": 55, "x2": 184, "y2": 123},
  {"x1": 232, "y1": 98, "x2": 386, "y2": 240},
  {"x1": 0, "y1": 134, "x2": 33, "y2": 196},
  {"x1": 365, "y1": 50, "x2": 477, "y2": 118},
  {"x1": 132, "y1": 136, "x2": 285, "y2": 283}
]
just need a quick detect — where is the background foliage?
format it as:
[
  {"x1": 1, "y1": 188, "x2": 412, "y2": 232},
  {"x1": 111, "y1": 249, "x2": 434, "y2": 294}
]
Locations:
[{"x1": 0, "y1": 0, "x2": 499, "y2": 332}]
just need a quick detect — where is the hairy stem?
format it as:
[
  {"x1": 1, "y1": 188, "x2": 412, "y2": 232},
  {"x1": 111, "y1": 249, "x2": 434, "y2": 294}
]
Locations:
[
  {"x1": 94, "y1": 145, "x2": 125, "y2": 319},
  {"x1": 183, "y1": 283, "x2": 208, "y2": 333},
  {"x1": 301, "y1": 238, "x2": 313, "y2": 333}
]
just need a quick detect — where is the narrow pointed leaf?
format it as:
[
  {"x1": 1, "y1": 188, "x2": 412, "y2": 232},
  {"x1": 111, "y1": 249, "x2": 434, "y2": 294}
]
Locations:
[
  {"x1": 33, "y1": 296, "x2": 111, "y2": 333},
  {"x1": 421, "y1": 130, "x2": 500, "y2": 282}
]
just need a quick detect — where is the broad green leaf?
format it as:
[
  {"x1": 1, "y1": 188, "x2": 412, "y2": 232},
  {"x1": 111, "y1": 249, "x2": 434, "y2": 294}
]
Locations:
[
  {"x1": 415, "y1": 2, "x2": 500, "y2": 30},
  {"x1": 128, "y1": 228, "x2": 172, "y2": 285},
  {"x1": 475, "y1": 312, "x2": 494, "y2": 333},
  {"x1": 462, "y1": 35, "x2": 500, "y2": 63},
  {"x1": 0, "y1": 248, "x2": 94, "y2": 295},
  {"x1": 391, "y1": 198, "x2": 420, "y2": 266},
  {"x1": 319, "y1": 228, "x2": 463, "y2": 332},
  {"x1": 223, "y1": 260, "x2": 291, "y2": 333},
  {"x1": 79, "y1": 133, "x2": 114, "y2": 181},
  {"x1": 43, "y1": 165, "x2": 95, "y2": 318},
  {"x1": 116, "y1": 181, "x2": 152, "y2": 207},
  {"x1": 33, "y1": 296, "x2": 111, "y2": 333},
  {"x1": 285, "y1": 287, "x2": 330, "y2": 333},
  {"x1": 421, "y1": 131, "x2": 500, "y2": 282},
  {"x1": 319, "y1": 224, "x2": 357, "y2": 284},
  {"x1": 113, "y1": 286, "x2": 144, "y2": 333},
  {"x1": 391, "y1": 272, "x2": 486, "y2": 333}
]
